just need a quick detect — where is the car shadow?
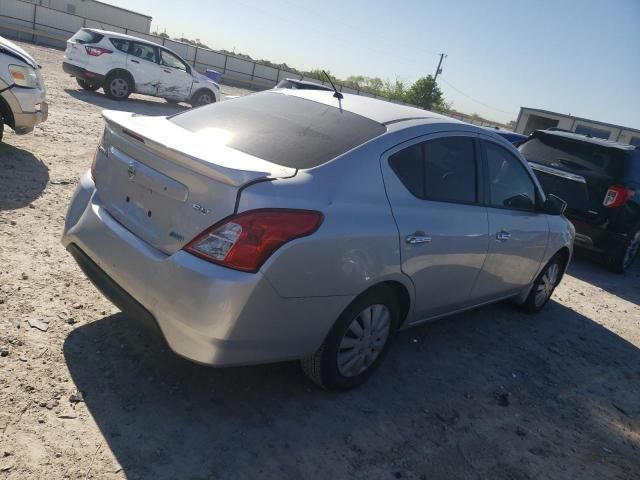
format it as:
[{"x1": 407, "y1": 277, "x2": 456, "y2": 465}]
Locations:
[
  {"x1": 567, "y1": 254, "x2": 640, "y2": 306},
  {"x1": 65, "y1": 88, "x2": 188, "y2": 116},
  {"x1": 63, "y1": 300, "x2": 640, "y2": 479},
  {"x1": 0, "y1": 142, "x2": 49, "y2": 211}
]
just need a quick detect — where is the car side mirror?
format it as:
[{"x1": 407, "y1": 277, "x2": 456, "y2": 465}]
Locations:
[
  {"x1": 186, "y1": 65, "x2": 192, "y2": 75},
  {"x1": 542, "y1": 194, "x2": 567, "y2": 215}
]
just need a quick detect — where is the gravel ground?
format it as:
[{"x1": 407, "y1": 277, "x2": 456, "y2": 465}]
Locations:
[{"x1": 1, "y1": 41, "x2": 639, "y2": 480}]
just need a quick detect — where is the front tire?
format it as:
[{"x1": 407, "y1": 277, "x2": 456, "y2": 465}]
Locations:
[
  {"x1": 521, "y1": 254, "x2": 564, "y2": 313},
  {"x1": 76, "y1": 78, "x2": 100, "y2": 91},
  {"x1": 103, "y1": 73, "x2": 132, "y2": 100},
  {"x1": 190, "y1": 89, "x2": 215, "y2": 107},
  {"x1": 301, "y1": 285, "x2": 399, "y2": 390}
]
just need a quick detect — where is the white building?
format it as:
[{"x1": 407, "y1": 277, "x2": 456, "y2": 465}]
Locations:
[
  {"x1": 515, "y1": 107, "x2": 640, "y2": 147},
  {"x1": 19, "y1": 0, "x2": 151, "y2": 33}
]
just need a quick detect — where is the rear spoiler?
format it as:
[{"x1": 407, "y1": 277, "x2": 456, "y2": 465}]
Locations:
[{"x1": 102, "y1": 110, "x2": 297, "y2": 186}]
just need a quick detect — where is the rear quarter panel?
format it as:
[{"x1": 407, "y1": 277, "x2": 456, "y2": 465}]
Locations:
[{"x1": 237, "y1": 137, "x2": 411, "y2": 301}]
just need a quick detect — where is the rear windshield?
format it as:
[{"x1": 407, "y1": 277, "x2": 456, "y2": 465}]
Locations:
[
  {"x1": 169, "y1": 93, "x2": 386, "y2": 169},
  {"x1": 519, "y1": 133, "x2": 625, "y2": 178},
  {"x1": 71, "y1": 29, "x2": 104, "y2": 45}
]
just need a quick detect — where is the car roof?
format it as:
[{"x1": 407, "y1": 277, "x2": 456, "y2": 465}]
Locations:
[
  {"x1": 532, "y1": 129, "x2": 637, "y2": 151},
  {"x1": 272, "y1": 89, "x2": 461, "y2": 126}
]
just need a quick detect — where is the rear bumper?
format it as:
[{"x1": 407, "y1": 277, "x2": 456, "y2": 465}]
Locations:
[
  {"x1": 61, "y1": 172, "x2": 349, "y2": 366},
  {"x1": 63, "y1": 61, "x2": 105, "y2": 85}
]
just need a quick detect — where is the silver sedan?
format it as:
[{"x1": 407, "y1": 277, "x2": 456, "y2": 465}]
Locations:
[{"x1": 62, "y1": 89, "x2": 574, "y2": 390}]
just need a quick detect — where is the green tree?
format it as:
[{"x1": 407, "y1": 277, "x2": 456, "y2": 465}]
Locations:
[
  {"x1": 381, "y1": 78, "x2": 407, "y2": 102},
  {"x1": 405, "y1": 75, "x2": 448, "y2": 111}
]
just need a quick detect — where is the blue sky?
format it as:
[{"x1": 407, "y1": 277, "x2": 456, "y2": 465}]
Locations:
[{"x1": 108, "y1": 0, "x2": 639, "y2": 126}]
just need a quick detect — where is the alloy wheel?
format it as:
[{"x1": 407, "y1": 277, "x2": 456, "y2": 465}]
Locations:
[
  {"x1": 337, "y1": 304, "x2": 391, "y2": 377},
  {"x1": 534, "y1": 263, "x2": 560, "y2": 307}
]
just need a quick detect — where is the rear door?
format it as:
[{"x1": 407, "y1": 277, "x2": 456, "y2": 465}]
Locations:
[
  {"x1": 126, "y1": 42, "x2": 162, "y2": 95},
  {"x1": 470, "y1": 140, "x2": 548, "y2": 301},
  {"x1": 381, "y1": 133, "x2": 489, "y2": 320},
  {"x1": 157, "y1": 49, "x2": 194, "y2": 101}
]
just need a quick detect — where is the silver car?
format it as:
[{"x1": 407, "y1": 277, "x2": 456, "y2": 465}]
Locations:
[{"x1": 62, "y1": 90, "x2": 574, "y2": 390}]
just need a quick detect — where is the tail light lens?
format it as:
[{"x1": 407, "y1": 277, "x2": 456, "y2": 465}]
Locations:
[
  {"x1": 603, "y1": 185, "x2": 633, "y2": 208},
  {"x1": 184, "y1": 209, "x2": 324, "y2": 273},
  {"x1": 85, "y1": 46, "x2": 112, "y2": 56}
]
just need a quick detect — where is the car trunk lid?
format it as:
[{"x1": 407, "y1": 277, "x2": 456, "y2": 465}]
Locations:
[{"x1": 95, "y1": 110, "x2": 296, "y2": 254}]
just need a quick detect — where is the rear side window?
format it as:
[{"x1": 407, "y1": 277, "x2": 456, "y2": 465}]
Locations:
[
  {"x1": 389, "y1": 137, "x2": 477, "y2": 204},
  {"x1": 70, "y1": 29, "x2": 104, "y2": 45},
  {"x1": 485, "y1": 141, "x2": 536, "y2": 210},
  {"x1": 170, "y1": 93, "x2": 386, "y2": 169},
  {"x1": 130, "y1": 42, "x2": 157, "y2": 63},
  {"x1": 389, "y1": 144, "x2": 424, "y2": 197},
  {"x1": 110, "y1": 38, "x2": 130, "y2": 53}
]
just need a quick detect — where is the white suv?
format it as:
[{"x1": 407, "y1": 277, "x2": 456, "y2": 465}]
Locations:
[
  {"x1": 0, "y1": 36, "x2": 48, "y2": 142},
  {"x1": 63, "y1": 29, "x2": 220, "y2": 107}
]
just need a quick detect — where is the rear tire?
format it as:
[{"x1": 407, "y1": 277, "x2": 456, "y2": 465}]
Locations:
[
  {"x1": 103, "y1": 72, "x2": 132, "y2": 100},
  {"x1": 607, "y1": 230, "x2": 640, "y2": 274},
  {"x1": 301, "y1": 285, "x2": 399, "y2": 390},
  {"x1": 520, "y1": 254, "x2": 564, "y2": 314},
  {"x1": 76, "y1": 78, "x2": 100, "y2": 91}
]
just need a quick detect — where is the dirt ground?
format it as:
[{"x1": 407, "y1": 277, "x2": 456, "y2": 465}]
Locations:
[{"x1": 1, "y1": 41, "x2": 639, "y2": 480}]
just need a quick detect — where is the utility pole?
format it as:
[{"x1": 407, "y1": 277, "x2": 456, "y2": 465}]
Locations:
[
  {"x1": 427, "y1": 53, "x2": 446, "y2": 109},
  {"x1": 433, "y1": 53, "x2": 446, "y2": 82}
]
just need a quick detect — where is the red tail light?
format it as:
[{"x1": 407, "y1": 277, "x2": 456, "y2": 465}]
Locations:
[
  {"x1": 184, "y1": 209, "x2": 324, "y2": 272},
  {"x1": 603, "y1": 185, "x2": 633, "y2": 208},
  {"x1": 85, "y1": 46, "x2": 112, "y2": 56}
]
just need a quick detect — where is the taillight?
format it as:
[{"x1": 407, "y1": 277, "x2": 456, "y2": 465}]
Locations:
[
  {"x1": 85, "y1": 46, "x2": 112, "y2": 56},
  {"x1": 184, "y1": 209, "x2": 324, "y2": 273},
  {"x1": 603, "y1": 185, "x2": 633, "y2": 208}
]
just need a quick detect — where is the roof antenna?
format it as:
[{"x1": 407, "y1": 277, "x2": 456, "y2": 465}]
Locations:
[{"x1": 322, "y1": 70, "x2": 343, "y2": 99}]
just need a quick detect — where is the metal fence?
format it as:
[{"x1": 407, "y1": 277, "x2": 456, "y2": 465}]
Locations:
[{"x1": 0, "y1": 0, "x2": 503, "y2": 127}]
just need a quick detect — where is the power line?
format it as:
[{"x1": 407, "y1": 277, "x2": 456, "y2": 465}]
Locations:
[{"x1": 438, "y1": 77, "x2": 518, "y2": 116}]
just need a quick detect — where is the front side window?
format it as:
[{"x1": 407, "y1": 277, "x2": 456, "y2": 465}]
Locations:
[
  {"x1": 160, "y1": 50, "x2": 188, "y2": 72},
  {"x1": 389, "y1": 137, "x2": 477, "y2": 204},
  {"x1": 485, "y1": 141, "x2": 536, "y2": 210},
  {"x1": 130, "y1": 42, "x2": 157, "y2": 63}
]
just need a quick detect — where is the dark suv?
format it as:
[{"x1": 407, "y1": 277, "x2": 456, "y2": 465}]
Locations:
[{"x1": 519, "y1": 130, "x2": 640, "y2": 273}]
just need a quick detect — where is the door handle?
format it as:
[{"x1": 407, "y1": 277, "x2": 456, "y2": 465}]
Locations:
[
  {"x1": 496, "y1": 231, "x2": 511, "y2": 242},
  {"x1": 405, "y1": 232, "x2": 432, "y2": 245},
  {"x1": 163, "y1": 69, "x2": 171, "y2": 74},
  {"x1": 130, "y1": 59, "x2": 139, "y2": 64}
]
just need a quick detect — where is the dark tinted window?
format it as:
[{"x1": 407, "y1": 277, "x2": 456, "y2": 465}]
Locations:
[
  {"x1": 389, "y1": 144, "x2": 424, "y2": 197},
  {"x1": 130, "y1": 42, "x2": 157, "y2": 63},
  {"x1": 485, "y1": 142, "x2": 536, "y2": 210},
  {"x1": 519, "y1": 134, "x2": 620, "y2": 176},
  {"x1": 389, "y1": 137, "x2": 476, "y2": 203},
  {"x1": 110, "y1": 38, "x2": 130, "y2": 53},
  {"x1": 424, "y1": 137, "x2": 476, "y2": 203},
  {"x1": 70, "y1": 29, "x2": 104, "y2": 45},
  {"x1": 170, "y1": 93, "x2": 386, "y2": 169}
]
